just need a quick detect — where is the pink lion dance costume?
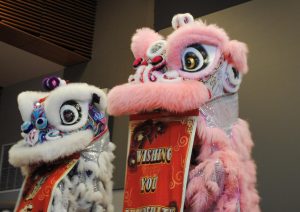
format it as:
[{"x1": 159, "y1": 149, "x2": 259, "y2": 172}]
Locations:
[
  {"x1": 108, "y1": 14, "x2": 260, "y2": 211},
  {"x1": 9, "y1": 77, "x2": 115, "y2": 212}
]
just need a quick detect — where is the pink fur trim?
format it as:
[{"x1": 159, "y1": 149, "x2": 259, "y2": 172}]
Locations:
[
  {"x1": 166, "y1": 21, "x2": 249, "y2": 74},
  {"x1": 231, "y1": 119, "x2": 254, "y2": 160},
  {"x1": 224, "y1": 40, "x2": 249, "y2": 73},
  {"x1": 166, "y1": 22, "x2": 229, "y2": 70},
  {"x1": 131, "y1": 28, "x2": 164, "y2": 58},
  {"x1": 107, "y1": 81, "x2": 209, "y2": 116}
]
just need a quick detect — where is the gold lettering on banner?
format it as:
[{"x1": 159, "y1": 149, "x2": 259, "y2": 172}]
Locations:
[
  {"x1": 141, "y1": 176, "x2": 158, "y2": 193},
  {"x1": 136, "y1": 148, "x2": 172, "y2": 165}
]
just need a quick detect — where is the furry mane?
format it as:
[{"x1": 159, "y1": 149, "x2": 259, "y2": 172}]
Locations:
[{"x1": 107, "y1": 81, "x2": 210, "y2": 116}]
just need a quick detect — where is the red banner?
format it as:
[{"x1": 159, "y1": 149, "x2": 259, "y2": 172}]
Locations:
[
  {"x1": 123, "y1": 110, "x2": 198, "y2": 212},
  {"x1": 15, "y1": 154, "x2": 79, "y2": 212}
]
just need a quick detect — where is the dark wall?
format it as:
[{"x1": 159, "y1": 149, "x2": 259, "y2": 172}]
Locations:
[{"x1": 154, "y1": 0, "x2": 250, "y2": 30}]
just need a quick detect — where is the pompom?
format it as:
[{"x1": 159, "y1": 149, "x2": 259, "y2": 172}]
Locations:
[
  {"x1": 42, "y1": 76, "x2": 66, "y2": 91},
  {"x1": 131, "y1": 28, "x2": 164, "y2": 58}
]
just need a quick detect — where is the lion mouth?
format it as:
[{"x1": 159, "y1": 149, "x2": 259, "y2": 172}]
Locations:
[
  {"x1": 9, "y1": 130, "x2": 94, "y2": 167},
  {"x1": 107, "y1": 80, "x2": 210, "y2": 116}
]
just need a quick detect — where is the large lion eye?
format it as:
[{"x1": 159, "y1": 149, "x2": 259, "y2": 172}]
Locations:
[
  {"x1": 185, "y1": 53, "x2": 199, "y2": 70},
  {"x1": 60, "y1": 100, "x2": 82, "y2": 125},
  {"x1": 181, "y1": 44, "x2": 217, "y2": 72}
]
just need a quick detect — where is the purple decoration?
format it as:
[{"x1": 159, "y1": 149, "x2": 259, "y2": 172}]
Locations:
[{"x1": 42, "y1": 76, "x2": 60, "y2": 91}]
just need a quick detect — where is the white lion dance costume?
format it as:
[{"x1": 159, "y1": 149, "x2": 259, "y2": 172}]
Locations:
[
  {"x1": 108, "y1": 14, "x2": 260, "y2": 211},
  {"x1": 9, "y1": 77, "x2": 115, "y2": 212}
]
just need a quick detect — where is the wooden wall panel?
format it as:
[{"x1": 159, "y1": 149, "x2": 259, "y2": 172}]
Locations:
[{"x1": 0, "y1": 0, "x2": 97, "y2": 65}]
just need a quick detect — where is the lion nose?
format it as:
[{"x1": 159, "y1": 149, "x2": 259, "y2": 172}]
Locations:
[
  {"x1": 133, "y1": 57, "x2": 143, "y2": 68},
  {"x1": 133, "y1": 57, "x2": 148, "y2": 68},
  {"x1": 151, "y1": 55, "x2": 163, "y2": 65}
]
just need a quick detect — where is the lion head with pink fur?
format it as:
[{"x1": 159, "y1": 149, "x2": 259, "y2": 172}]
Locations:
[
  {"x1": 108, "y1": 13, "x2": 260, "y2": 212},
  {"x1": 108, "y1": 13, "x2": 248, "y2": 115}
]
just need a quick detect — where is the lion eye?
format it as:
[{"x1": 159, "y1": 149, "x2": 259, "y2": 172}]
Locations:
[
  {"x1": 60, "y1": 100, "x2": 82, "y2": 125},
  {"x1": 185, "y1": 54, "x2": 198, "y2": 70},
  {"x1": 181, "y1": 44, "x2": 216, "y2": 72}
]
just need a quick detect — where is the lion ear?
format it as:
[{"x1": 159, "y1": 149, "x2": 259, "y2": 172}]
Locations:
[
  {"x1": 225, "y1": 40, "x2": 249, "y2": 74},
  {"x1": 131, "y1": 28, "x2": 164, "y2": 59},
  {"x1": 171, "y1": 13, "x2": 195, "y2": 29}
]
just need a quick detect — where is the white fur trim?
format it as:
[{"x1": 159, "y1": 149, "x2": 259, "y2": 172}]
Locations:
[
  {"x1": 73, "y1": 158, "x2": 114, "y2": 211},
  {"x1": 51, "y1": 188, "x2": 68, "y2": 212},
  {"x1": 44, "y1": 83, "x2": 107, "y2": 132},
  {"x1": 17, "y1": 91, "x2": 49, "y2": 121},
  {"x1": 9, "y1": 130, "x2": 93, "y2": 167},
  {"x1": 20, "y1": 166, "x2": 30, "y2": 176}
]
